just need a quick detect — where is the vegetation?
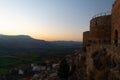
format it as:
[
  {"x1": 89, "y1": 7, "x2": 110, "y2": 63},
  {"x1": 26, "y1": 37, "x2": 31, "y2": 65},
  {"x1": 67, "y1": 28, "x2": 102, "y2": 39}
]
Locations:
[
  {"x1": 0, "y1": 35, "x2": 81, "y2": 76},
  {"x1": 0, "y1": 68, "x2": 10, "y2": 74},
  {"x1": 0, "y1": 47, "x2": 79, "y2": 75},
  {"x1": 57, "y1": 58, "x2": 76, "y2": 80}
]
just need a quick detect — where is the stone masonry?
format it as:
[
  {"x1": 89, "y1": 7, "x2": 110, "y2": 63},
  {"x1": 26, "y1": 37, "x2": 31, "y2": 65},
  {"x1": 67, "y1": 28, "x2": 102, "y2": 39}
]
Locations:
[{"x1": 83, "y1": 0, "x2": 120, "y2": 80}]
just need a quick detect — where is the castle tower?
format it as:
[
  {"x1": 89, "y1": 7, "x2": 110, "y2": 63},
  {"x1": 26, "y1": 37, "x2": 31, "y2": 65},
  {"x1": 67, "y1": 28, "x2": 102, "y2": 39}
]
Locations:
[
  {"x1": 83, "y1": 13, "x2": 111, "y2": 47},
  {"x1": 90, "y1": 14, "x2": 111, "y2": 44},
  {"x1": 111, "y1": 0, "x2": 120, "y2": 46}
]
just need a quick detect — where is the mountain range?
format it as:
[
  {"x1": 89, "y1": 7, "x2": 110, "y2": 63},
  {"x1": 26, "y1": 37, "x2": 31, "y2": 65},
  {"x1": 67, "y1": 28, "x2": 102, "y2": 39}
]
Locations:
[{"x1": 0, "y1": 34, "x2": 82, "y2": 50}]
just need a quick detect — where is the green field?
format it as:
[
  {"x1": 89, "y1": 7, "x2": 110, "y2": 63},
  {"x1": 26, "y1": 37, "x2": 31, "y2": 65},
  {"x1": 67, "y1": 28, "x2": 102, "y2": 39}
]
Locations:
[
  {"x1": 0, "y1": 68, "x2": 10, "y2": 74},
  {"x1": 0, "y1": 57, "x2": 18, "y2": 65}
]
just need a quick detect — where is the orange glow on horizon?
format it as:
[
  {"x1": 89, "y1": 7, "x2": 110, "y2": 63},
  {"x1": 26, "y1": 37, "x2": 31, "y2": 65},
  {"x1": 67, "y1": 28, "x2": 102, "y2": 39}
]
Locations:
[
  {"x1": 0, "y1": 32, "x2": 82, "y2": 41},
  {"x1": 32, "y1": 34, "x2": 82, "y2": 41}
]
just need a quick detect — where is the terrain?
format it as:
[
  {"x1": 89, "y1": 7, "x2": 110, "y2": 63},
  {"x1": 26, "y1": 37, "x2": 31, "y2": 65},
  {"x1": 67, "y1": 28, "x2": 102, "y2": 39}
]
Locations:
[{"x1": 0, "y1": 34, "x2": 82, "y2": 74}]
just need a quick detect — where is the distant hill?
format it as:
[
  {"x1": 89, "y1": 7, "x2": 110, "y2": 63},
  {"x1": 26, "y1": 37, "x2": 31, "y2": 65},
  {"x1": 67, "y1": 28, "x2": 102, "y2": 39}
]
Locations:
[
  {"x1": 0, "y1": 34, "x2": 82, "y2": 50},
  {"x1": 50, "y1": 41, "x2": 82, "y2": 47},
  {"x1": 0, "y1": 35, "x2": 82, "y2": 69},
  {"x1": 0, "y1": 34, "x2": 49, "y2": 49}
]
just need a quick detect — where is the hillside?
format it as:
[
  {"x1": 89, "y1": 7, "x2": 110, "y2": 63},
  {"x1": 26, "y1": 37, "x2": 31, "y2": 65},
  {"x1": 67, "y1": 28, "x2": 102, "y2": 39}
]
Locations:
[
  {"x1": 0, "y1": 34, "x2": 82, "y2": 50},
  {"x1": 0, "y1": 34, "x2": 82, "y2": 75},
  {"x1": 0, "y1": 34, "x2": 49, "y2": 49}
]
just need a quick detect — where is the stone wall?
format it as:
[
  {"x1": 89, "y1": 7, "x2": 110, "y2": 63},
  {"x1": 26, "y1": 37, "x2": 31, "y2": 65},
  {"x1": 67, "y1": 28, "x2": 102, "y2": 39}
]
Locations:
[
  {"x1": 111, "y1": 0, "x2": 120, "y2": 45},
  {"x1": 83, "y1": 31, "x2": 90, "y2": 46},
  {"x1": 90, "y1": 15, "x2": 111, "y2": 44},
  {"x1": 82, "y1": 0, "x2": 120, "y2": 80},
  {"x1": 86, "y1": 44, "x2": 120, "y2": 80},
  {"x1": 83, "y1": 15, "x2": 111, "y2": 46},
  {"x1": 83, "y1": 0, "x2": 120, "y2": 46}
]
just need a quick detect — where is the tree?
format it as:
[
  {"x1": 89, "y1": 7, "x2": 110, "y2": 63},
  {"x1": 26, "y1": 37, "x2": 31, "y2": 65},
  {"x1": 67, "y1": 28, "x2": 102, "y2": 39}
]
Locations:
[{"x1": 57, "y1": 58, "x2": 76, "y2": 80}]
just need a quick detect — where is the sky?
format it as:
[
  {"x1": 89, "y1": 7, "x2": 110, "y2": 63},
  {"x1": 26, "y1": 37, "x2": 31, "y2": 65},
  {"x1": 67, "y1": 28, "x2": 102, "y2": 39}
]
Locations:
[{"x1": 0, "y1": 0, "x2": 114, "y2": 41}]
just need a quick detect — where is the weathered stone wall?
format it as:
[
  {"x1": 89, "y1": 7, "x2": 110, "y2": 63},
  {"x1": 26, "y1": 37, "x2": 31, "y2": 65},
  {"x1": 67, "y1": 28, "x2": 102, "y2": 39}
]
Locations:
[
  {"x1": 83, "y1": 0, "x2": 120, "y2": 80},
  {"x1": 90, "y1": 15, "x2": 111, "y2": 44},
  {"x1": 83, "y1": 15, "x2": 111, "y2": 46},
  {"x1": 83, "y1": 31, "x2": 90, "y2": 46},
  {"x1": 111, "y1": 0, "x2": 120, "y2": 45},
  {"x1": 86, "y1": 44, "x2": 120, "y2": 80}
]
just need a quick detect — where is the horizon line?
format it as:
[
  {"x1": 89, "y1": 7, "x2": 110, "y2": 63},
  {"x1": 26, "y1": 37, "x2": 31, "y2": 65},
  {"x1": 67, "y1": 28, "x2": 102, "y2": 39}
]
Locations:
[{"x1": 0, "y1": 34, "x2": 82, "y2": 42}]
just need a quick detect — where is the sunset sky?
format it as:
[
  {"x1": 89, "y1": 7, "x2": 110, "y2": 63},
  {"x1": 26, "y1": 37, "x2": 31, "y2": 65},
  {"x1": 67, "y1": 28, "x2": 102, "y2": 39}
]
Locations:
[{"x1": 0, "y1": 0, "x2": 114, "y2": 41}]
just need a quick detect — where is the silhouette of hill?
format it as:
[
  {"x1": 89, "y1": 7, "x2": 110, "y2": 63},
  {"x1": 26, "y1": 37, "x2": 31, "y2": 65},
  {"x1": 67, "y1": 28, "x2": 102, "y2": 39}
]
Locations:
[
  {"x1": 0, "y1": 34, "x2": 50, "y2": 49},
  {"x1": 0, "y1": 34, "x2": 82, "y2": 50}
]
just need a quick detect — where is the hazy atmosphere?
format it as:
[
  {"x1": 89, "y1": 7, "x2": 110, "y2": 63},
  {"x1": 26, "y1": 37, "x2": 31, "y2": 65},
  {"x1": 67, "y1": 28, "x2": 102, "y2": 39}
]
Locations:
[{"x1": 0, "y1": 0, "x2": 114, "y2": 41}]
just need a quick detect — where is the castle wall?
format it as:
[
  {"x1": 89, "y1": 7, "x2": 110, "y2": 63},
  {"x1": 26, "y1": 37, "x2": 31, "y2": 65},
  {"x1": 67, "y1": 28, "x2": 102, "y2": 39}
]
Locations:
[
  {"x1": 86, "y1": 44, "x2": 120, "y2": 80},
  {"x1": 83, "y1": 0, "x2": 120, "y2": 80},
  {"x1": 90, "y1": 15, "x2": 111, "y2": 44},
  {"x1": 89, "y1": 19, "x2": 98, "y2": 42},
  {"x1": 112, "y1": 0, "x2": 120, "y2": 45},
  {"x1": 83, "y1": 15, "x2": 111, "y2": 46},
  {"x1": 83, "y1": 31, "x2": 90, "y2": 46}
]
